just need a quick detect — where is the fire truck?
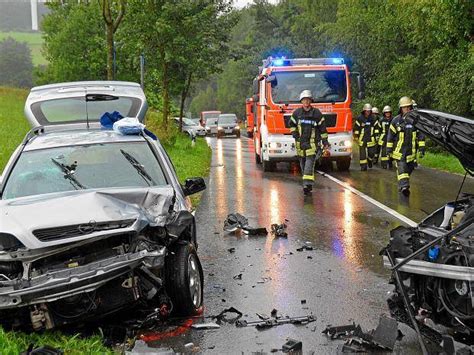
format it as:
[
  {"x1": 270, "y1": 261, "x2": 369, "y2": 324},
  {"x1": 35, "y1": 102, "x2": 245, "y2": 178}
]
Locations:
[
  {"x1": 252, "y1": 57, "x2": 363, "y2": 172},
  {"x1": 245, "y1": 97, "x2": 255, "y2": 138}
]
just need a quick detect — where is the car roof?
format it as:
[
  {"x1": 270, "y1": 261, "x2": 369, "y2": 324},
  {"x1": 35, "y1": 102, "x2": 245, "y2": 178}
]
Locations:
[{"x1": 23, "y1": 128, "x2": 146, "y2": 152}]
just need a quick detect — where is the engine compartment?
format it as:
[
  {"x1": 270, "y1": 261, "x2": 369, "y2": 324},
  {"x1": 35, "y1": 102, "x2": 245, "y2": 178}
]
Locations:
[{"x1": 384, "y1": 194, "x2": 474, "y2": 345}]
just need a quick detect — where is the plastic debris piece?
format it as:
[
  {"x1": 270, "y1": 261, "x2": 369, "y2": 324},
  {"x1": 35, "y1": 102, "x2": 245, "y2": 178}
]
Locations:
[
  {"x1": 212, "y1": 307, "x2": 243, "y2": 324},
  {"x1": 191, "y1": 322, "x2": 220, "y2": 330},
  {"x1": 228, "y1": 247, "x2": 236, "y2": 253},
  {"x1": 271, "y1": 223, "x2": 288, "y2": 238},
  {"x1": 282, "y1": 339, "x2": 302, "y2": 353},
  {"x1": 271, "y1": 309, "x2": 278, "y2": 317},
  {"x1": 233, "y1": 273, "x2": 242, "y2": 280}
]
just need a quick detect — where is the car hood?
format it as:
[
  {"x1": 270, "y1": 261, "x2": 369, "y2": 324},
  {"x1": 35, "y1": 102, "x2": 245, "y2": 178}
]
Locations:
[
  {"x1": 412, "y1": 109, "x2": 474, "y2": 175},
  {"x1": 0, "y1": 186, "x2": 175, "y2": 250}
]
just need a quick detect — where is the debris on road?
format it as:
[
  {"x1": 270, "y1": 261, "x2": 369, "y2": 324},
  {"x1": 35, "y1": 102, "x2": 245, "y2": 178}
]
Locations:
[
  {"x1": 236, "y1": 314, "x2": 316, "y2": 329},
  {"x1": 322, "y1": 316, "x2": 399, "y2": 352},
  {"x1": 228, "y1": 247, "x2": 236, "y2": 253},
  {"x1": 212, "y1": 307, "x2": 243, "y2": 324},
  {"x1": 233, "y1": 273, "x2": 243, "y2": 280},
  {"x1": 191, "y1": 322, "x2": 221, "y2": 330},
  {"x1": 271, "y1": 223, "x2": 288, "y2": 238},
  {"x1": 296, "y1": 245, "x2": 313, "y2": 252},
  {"x1": 282, "y1": 339, "x2": 303, "y2": 353},
  {"x1": 223, "y1": 213, "x2": 268, "y2": 235}
]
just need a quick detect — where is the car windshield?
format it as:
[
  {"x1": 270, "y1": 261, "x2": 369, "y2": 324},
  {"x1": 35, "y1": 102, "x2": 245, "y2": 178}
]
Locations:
[
  {"x1": 206, "y1": 118, "x2": 218, "y2": 126},
  {"x1": 270, "y1": 70, "x2": 347, "y2": 104},
  {"x1": 218, "y1": 115, "x2": 237, "y2": 125},
  {"x1": 2, "y1": 142, "x2": 167, "y2": 199},
  {"x1": 31, "y1": 96, "x2": 141, "y2": 125}
]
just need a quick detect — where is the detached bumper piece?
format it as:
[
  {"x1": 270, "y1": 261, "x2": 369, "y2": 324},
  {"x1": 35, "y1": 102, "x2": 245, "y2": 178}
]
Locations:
[{"x1": 0, "y1": 247, "x2": 166, "y2": 309}]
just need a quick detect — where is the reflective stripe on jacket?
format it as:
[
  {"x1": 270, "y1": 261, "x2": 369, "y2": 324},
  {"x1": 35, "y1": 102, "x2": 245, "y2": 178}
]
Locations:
[{"x1": 378, "y1": 116, "x2": 393, "y2": 145}]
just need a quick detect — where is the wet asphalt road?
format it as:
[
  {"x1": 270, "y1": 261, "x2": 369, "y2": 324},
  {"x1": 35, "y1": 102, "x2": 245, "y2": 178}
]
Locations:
[{"x1": 143, "y1": 136, "x2": 474, "y2": 354}]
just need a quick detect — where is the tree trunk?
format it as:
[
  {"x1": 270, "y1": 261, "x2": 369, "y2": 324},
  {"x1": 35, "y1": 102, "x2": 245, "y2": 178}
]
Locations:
[
  {"x1": 179, "y1": 71, "x2": 193, "y2": 132},
  {"x1": 106, "y1": 23, "x2": 114, "y2": 80},
  {"x1": 162, "y1": 61, "x2": 169, "y2": 128}
]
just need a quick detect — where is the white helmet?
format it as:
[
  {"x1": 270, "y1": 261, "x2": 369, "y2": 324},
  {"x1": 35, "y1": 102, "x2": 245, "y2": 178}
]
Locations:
[
  {"x1": 299, "y1": 90, "x2": 313, "y2": 102},
  {"x1": 362, "y1": 103, "x2": 372, "y2": 112},
  {"x1": 383, "y1": 105, "x2": 392, "y2": 113},
  {"x1": 372, "y1": 107, "x2": 379, "y2": 114}
]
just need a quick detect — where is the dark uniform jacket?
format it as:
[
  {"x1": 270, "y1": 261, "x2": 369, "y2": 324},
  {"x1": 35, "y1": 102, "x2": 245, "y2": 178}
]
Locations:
[
  {"x1": 289, "y1": 107, "x2": 329, "y2": 156},
  {"x1": 386, "y1": 112, "x2": 425, "y2": 162},
  {"x1": 354, "y1": 114, "x2": 380, "y2": 147},
  {"x1": 378, "y1": 116, "x2": 393, "y2": 145}
]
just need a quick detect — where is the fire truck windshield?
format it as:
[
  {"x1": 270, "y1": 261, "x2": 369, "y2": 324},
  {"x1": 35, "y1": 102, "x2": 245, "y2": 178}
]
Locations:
[{"x1": 270, "y1": 70, "x2": 347, "y2": 104}]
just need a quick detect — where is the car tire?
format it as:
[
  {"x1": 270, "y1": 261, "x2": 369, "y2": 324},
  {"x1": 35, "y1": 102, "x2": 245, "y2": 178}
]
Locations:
[
  {"x1": 336, "y1": 157, "x2": 351, "y2": 171},
  {"x1": 166, "y1": 243, "x2": 203, "y2": 316},
  {"x1": 263, "y1": 159, "x2": 275, "y2": 172}
]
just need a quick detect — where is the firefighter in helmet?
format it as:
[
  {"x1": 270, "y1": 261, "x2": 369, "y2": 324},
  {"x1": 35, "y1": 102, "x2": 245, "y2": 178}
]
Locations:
[
  {"x1": 386, "y1": 96, "x2": 425, "y2": 196},
  {"x1": 372, "y1": 107, "x2": 381, "y2": 164},
  {"x1": 289, "y1": 90, "x2": 329, "y2": 195},
  {"x1": 378, "y1": 106, "x2": 394, "y2": 169},
  {"x1": 354, "y1": 103, "x2": 379, "y2": 171}
]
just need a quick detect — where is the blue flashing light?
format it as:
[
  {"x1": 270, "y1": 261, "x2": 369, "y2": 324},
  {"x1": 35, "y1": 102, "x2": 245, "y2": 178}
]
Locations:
[
  {"x1": 331, "y1": 58, "x2": 344, "y2": 64},
  {"x1": 273, "y1": 58, "x2": 285, "y2": 66}
]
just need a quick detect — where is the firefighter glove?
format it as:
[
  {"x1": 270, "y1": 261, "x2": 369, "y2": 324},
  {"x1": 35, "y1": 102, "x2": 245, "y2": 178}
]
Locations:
[{"x1": 300, "y1": 141, "x2": 311, "y2": 150}]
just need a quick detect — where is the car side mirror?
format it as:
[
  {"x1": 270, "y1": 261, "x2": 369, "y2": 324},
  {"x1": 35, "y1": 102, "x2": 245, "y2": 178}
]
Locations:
[{"x1": 183, "y1": 177, "x2": 206, "y2": 196}]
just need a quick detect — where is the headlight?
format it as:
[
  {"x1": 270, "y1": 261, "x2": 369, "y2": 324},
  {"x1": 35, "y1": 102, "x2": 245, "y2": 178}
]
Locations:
[
  {"x1": 344, "y1": 140, "x2": 352, "y2": 147},
  {"x1": 235, "y1": 126, "x2": 240, "y2": 130},
  {"x1": 218, "y1": 127, "x2": 223, "y2": 130}
]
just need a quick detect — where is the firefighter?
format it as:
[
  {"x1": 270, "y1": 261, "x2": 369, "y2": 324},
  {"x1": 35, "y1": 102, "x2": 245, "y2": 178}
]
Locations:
[
  {"x1": 354, "y1": 103, "x2": 379, "y2": 171},
  {"x1": 386, "y1": 96, "x2": 425, "y2": 196},
  {"x1": 289, "y1": 90, "x2": 329, "y2": 195},
  {"x1": 378, "y1": 106, "x2": 394, "y2": 169},
  {"x1": 372, "y1": 107, "x2": 381, "y2": 164}
]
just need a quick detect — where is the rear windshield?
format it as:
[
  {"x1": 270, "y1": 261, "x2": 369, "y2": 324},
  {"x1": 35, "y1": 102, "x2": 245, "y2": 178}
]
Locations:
[
  {"x1": 2, "y1": 142, "x2": 167, "y2": 199},
  {"x1": 206, "y1": 118, "x2": 218, "y2": 126},
  {"x1": 31, "y1": 97, "x2": 142, "y2": 125}
]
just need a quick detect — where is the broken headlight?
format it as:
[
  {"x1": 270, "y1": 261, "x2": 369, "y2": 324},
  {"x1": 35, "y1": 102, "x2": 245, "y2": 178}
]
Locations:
[{"x1": 0, "y1": 233, "x2": 24, "y2": 252}]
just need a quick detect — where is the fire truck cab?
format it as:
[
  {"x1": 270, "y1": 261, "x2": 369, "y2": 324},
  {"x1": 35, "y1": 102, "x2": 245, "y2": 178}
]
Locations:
[{"x1": 253, "y1": 57, "x2": 361, "y2": 172}]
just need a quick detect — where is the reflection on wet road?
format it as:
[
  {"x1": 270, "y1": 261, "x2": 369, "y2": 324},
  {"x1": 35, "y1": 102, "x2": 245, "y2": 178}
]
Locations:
[{"x1": 147, "y1": 137, "x2": 468, "y2": 354}]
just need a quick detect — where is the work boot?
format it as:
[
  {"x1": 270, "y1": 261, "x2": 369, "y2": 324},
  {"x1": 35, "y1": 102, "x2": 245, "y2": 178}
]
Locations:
[
  {"x1": 401, "y1": 187, "x2": 410, "y2": 196},
  {"x1": 368, "y1": 160, "x2": 373, "y2": 168},
  {"x1": 303, "y1": 185, "x2": 312, "y2": 196},
  {"x1": 388, "y1": 161, "x2": 393, "y2": 169},
  {"x1": 381, "y1": 162, "x2": 387, "y2": 169},
  {"x1": 361, "y1": 165, "x2": 367, "y2": 171}
]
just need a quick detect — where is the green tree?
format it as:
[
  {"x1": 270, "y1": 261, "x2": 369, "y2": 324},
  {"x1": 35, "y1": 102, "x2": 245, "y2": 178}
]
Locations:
[{"x1": 0, "y1": 37, "x2": 33, "y2": 88}]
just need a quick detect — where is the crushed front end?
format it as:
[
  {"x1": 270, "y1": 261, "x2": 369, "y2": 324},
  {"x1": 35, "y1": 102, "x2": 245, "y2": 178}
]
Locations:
[{"x1": 382, "y1": 194, "x2": 474, "y2": 345}]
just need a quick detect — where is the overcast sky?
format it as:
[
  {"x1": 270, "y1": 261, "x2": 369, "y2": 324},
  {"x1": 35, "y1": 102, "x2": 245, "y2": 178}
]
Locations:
[{"x1": 233, "y1": 0, "x2": 279, "y2": 8}]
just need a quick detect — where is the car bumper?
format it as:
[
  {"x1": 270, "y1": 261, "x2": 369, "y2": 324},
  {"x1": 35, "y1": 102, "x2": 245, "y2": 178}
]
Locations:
[{"x1": 0, "y1": 247, "x2": 166, "y2": 309}]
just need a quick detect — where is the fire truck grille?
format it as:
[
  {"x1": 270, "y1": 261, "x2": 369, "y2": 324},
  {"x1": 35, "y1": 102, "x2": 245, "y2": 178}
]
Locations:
[{"x1": 323, "y1": 114, "x2": 337, "y2": 128}]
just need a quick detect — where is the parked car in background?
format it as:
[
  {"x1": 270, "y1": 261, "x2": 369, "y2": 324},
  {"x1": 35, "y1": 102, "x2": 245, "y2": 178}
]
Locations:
[
  {"x1": 200, "y1": 111, "x2": 220, "y2": 127},
  {"x1": 217, "y1": 113, "x2": 240, "y2": 138},
  {"x1": 173, "y1": 117, "x2": 206, "y2": 137},
  {"x1": 0, "y1": 81, "x2": 205, "y2": 331},
  {"x1": 205, "y1": 117, "x2": 218, "y2": 136}
]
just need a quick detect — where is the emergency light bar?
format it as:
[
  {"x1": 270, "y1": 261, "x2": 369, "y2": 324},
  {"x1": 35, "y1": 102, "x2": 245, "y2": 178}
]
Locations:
[{"x1": 263, "y1": 57, "x2": 345, "y2": 68}]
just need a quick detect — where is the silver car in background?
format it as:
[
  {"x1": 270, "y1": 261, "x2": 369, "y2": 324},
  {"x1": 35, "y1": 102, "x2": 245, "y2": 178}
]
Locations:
[
  {"x1": 0, "y1": 81, "x2": 205, "y2": 331},
  {"x1": 217, "y1": 113, "x2": 240, "y2": 138},
  {"x1": 173, "y1": 117, "x2": 206, "y2": 137}
]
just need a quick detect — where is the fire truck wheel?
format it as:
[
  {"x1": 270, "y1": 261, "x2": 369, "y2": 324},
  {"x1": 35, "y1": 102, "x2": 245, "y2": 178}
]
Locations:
[
  {"x1": 336, "y1": 157, "x2": 351, "y2": 171},
  {"x1": 263, "y1": 160, "x2": 275, "y2": 172}
]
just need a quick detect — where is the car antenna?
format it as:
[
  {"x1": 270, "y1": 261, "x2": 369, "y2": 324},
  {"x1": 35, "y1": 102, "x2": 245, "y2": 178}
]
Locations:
[{"x1": 85, "y1": 87, "x2": 90, "y2": 130}]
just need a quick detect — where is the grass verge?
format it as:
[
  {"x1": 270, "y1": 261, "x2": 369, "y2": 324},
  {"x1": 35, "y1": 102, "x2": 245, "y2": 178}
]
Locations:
[
  {"x1": 418, "y1": 151, "x2": 466, "y2": 175},
  {"x1": 0, "y1": 31, "x2": 47, "y2": 66}
]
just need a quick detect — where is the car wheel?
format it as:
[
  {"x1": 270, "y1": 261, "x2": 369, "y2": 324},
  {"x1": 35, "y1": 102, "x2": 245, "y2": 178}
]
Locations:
[
  {"x1": 336, "y1": 157, "x2": 351, "y2": 171},
  {"x1": 166, "y1": 243, "x2": 203, "y2": 316}
]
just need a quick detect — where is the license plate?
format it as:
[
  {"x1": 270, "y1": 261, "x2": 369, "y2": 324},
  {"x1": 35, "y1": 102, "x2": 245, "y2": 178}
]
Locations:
[{"x1": 225, "y1": 129, "x2": 232, "y2": 133}]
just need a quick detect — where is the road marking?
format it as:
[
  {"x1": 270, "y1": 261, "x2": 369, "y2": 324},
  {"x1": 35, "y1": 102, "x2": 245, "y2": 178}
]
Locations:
[{"x1": 316, "y1": 170, "x2": 418, "y2": 227}]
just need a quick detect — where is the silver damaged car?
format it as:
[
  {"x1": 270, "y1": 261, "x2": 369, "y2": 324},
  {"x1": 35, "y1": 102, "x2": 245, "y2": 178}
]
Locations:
[{"x1": 0, "y1": 81, "x2": 205, "y2": 331}]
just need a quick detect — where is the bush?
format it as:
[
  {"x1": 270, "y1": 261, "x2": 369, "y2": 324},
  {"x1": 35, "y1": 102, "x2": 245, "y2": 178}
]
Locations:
[{"x1": 0, "y1": 37, "x2": 33, "y2": 88}]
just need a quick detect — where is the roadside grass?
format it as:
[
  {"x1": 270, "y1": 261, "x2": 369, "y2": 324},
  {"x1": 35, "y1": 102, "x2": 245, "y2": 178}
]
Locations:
[
  {"x1": 0, "y1": 31, "x2": 47, "y2": 66},
  {"x1": 0, "y1": 328, "x2": 113, "y2": 355},
  {"x1": 0, "y1": 87, "x2": 30, "y2": 173},
  {"x1": 419, "y1": 151, "x2": 466, "y2": 175}
]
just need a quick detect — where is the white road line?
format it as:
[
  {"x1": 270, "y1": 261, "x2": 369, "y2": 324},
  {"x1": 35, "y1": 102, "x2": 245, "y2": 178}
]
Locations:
[{"x1": 316, "y1": 170, "x2": 418, "y2": 227}]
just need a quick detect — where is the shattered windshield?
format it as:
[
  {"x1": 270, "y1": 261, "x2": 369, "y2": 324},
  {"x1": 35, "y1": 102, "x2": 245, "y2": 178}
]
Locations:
[
  {"x1": 270, "y1": 70, "x2": 347, "y2": 104},
  {"x1": 2, "y1": 142, "x2": 167, "y2": 199}
]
